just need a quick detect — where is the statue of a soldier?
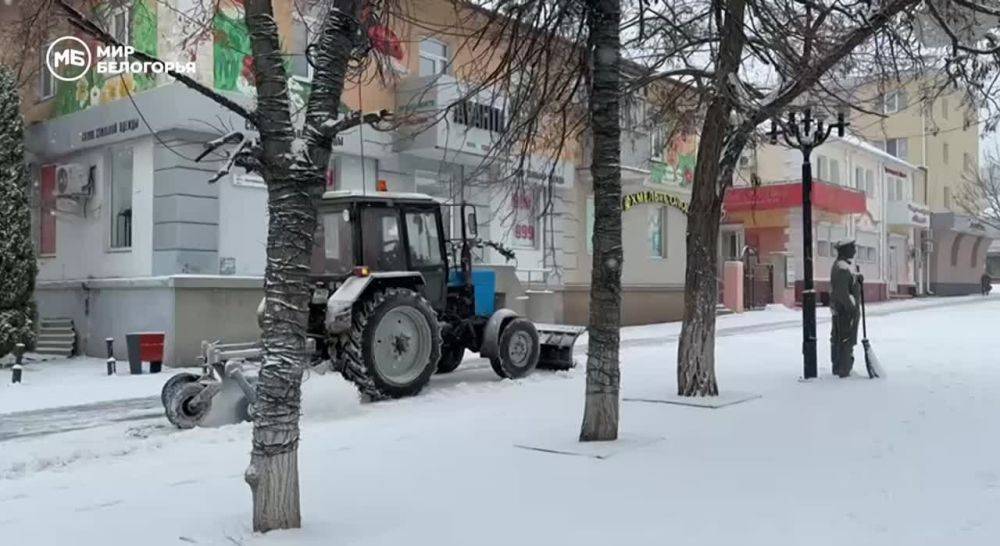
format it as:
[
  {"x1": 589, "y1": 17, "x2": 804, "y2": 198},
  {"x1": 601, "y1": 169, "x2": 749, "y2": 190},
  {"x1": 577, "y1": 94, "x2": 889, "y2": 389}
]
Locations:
[{"x1": 830, "y1": 239, "x2": 862, "y2": 377}]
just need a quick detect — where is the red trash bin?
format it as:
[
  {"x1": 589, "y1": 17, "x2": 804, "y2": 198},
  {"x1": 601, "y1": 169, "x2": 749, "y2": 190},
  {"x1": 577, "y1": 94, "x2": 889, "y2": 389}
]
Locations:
[{"x1": 126, "y1": 332, "x2": 165, "y2": 374}]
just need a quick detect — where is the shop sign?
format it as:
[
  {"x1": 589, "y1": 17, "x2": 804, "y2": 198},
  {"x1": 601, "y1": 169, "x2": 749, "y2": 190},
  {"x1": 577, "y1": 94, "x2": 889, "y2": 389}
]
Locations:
[{"x1": 621, "y1": 190, "x2": 689, "y2": 214}]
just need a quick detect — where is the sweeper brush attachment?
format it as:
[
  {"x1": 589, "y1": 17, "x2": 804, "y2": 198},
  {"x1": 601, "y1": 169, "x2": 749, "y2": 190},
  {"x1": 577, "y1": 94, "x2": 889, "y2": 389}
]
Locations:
[{"x1": 859, "y1": 281, "x2": 884, "y2": 379}]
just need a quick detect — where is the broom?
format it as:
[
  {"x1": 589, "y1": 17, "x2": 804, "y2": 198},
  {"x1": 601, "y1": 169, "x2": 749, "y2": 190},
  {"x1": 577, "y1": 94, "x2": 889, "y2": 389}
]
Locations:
[{"x1": 858, "y1": 276, "x2": 884, "y2": 379}]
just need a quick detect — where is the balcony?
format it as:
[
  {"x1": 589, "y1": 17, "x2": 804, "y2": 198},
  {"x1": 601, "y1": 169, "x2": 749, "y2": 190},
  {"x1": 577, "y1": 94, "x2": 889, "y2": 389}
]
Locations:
[
  {"x1": 394, "y1": 74, "x2": 507, "y2": 166},
  {"x1": 886, "y1": 200, "x2": 931, "y2": 229}
]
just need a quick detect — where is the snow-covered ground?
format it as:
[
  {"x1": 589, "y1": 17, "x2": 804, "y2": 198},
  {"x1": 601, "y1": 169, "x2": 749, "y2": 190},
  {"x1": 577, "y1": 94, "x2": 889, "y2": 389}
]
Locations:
[{"x1": 1, "y1": 293, "x2": 999, "y2": 545}]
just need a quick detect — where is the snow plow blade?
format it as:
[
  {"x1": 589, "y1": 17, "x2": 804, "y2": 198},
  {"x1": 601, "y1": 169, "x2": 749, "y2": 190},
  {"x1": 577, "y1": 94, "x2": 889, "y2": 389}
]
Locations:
[{"x1": 534, "y1": 323, "x2": 586, "y2": 370}]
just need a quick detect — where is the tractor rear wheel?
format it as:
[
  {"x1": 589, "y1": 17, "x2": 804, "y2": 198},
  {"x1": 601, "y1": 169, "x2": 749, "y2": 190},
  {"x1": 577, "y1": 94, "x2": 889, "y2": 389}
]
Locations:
[
  {"x1": 435, "y1": 344, "x2": 464, "y2": 374},
  {"x1": 161, "y1": 372, "x2": 199, "y2": 408},
  {"x1": 489, "y1": 318, "x2": 540, "y2": 379},
  {"x1": 339, "y1": 288, "x2": 441, "y2": 400}
]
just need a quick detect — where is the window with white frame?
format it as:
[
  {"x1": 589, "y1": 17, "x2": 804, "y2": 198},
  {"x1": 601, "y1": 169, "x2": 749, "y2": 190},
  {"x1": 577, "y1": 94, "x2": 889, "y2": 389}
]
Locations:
[
  {"x1": 865, "y1": 169, "x2": 874, "y2": 193},
  {"x1": 649, "y1": 207, "x2": 668, "y2": 258},
  {"x1": 650, "y1": 126, "x2": 666, "y2": 161},
  {"x1": 885, "y1": 138, "x2": 908, "y2": 160},
  {"x1": 107, "y1": 5, "x2": 131, "y2": 45},
  {"x1": 109, "y1": 147, "x2": 133, "y2": 249},
  {"x1": 290, "y1": 15, "x2": 316, "y2": 81},
  {"x1": 883, "y1": 90, "x2": 906, "y2": 114},
  {"x1": 419, "y1": 38, "x2": 448, "y2": 76},
  {"x1": 854, "y1": 167, "x2": 864, "y2": 191},
  {"x1": 830, "y1": 159, "x2": 841, "y2": 185},
  {"x1": 816, "y1": 155, "x2": 828, "y2": 181},
  {"x1": 39, "y1": 42, "x2": 55, "y2": 100},
  {"x1": 943, "y1": 142, "x2": 950, "y2": 164}
]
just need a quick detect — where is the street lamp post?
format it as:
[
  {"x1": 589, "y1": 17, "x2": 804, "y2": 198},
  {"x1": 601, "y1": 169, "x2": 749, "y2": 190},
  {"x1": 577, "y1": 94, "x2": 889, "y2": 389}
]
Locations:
[{"x1": 770, "y1": 108, "x2": 848, "y2": 379}]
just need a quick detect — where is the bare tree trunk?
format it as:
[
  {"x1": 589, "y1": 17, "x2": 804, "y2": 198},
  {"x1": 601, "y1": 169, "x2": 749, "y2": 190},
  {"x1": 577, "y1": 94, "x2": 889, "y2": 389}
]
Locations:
[
  {"x1": 580, "y1": 0, "x2": 622, "y2": 442},
  {"x1": 676, "y1": 0, "x2": 747, "y2": 397},
  {"x1": 242, "y1": 0, "x2": 359, "y2": 532},
  {"x1": 241, "y1": 0, "x2": 304, "y2": 532}
]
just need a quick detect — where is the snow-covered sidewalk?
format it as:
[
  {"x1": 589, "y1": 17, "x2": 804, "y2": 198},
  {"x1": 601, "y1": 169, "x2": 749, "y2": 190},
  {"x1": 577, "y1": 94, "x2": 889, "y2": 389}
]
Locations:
[
  {"x1": 0, "y1": 357, "x2": 199, "y2": 415},
  {"x1": 1, "y1": 293, "x2": 999, "y2": 545}
]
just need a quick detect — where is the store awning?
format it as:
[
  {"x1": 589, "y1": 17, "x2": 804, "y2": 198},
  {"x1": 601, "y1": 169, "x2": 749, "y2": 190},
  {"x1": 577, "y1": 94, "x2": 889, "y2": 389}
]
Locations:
[{"x1": 724, "y1": 181, "x2": 867, "y2": 215}]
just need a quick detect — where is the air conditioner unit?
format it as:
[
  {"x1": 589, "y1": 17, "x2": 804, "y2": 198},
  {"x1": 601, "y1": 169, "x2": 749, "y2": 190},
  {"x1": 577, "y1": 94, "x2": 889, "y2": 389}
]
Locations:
[
  {"x1": 56, "y1": 163, "x2": 91, "y2": 197},
  {"x1": 738, "y1": 153, "x2": 755, "y2": 169},
  {"x1": 923, "y1": 239, "x2": 934, "y2": 254}
]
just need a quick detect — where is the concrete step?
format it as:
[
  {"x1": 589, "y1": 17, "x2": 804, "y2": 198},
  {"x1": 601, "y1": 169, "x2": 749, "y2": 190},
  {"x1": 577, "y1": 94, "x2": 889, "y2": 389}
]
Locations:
[
  {"x1": 40, "y1": 317, "x2": 73, "y2": 328},
  {"x1": 38, "y1": 326, "x2": 74, "y2": 335},
  {"x1": 35, "y1": 347, "x2": 73, "y2": 357},
  {"x1": 36, "y1": 340, "x2": 74, "y2": 351},
  {"x1": 38, "y1": 331, "x2": 75, "y2": 341}
]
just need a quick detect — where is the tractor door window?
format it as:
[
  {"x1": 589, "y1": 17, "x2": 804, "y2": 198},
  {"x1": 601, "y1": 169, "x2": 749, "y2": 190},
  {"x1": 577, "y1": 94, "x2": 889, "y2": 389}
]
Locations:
[
  {"x1": 320, "y1": 209, "x2": 354, "y2": 275},
  {"x1": 362, "y1": 208, "x2": 405, "y2": 271},
  {"x1": 405, "y1": 211, "x2": 442, "y2": 266}
]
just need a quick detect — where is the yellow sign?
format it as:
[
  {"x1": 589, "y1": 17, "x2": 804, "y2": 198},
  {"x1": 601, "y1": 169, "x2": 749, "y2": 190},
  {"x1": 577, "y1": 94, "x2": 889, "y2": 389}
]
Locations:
[{"x1": 621, "y1": 191, "x2": 689, "y2": 214}]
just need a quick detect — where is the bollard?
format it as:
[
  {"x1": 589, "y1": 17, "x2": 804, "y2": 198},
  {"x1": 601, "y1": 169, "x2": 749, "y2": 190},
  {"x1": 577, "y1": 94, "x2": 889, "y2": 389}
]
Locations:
[
  {"x1": 11, "y1": 343, "x2": 25, "y2": 383},
  {"x1": 105, "y1": 338, "x2": 116, "y2": 376}
]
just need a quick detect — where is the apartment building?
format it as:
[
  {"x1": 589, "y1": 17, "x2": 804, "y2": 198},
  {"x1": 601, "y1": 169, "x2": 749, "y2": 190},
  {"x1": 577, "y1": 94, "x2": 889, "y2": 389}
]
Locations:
[
  {"x1": 727, "y1": 135, "x2": 929, "y2": 306},
  {"x1": 850, "y1": 77, "x2": 997, "y2": 295},
  {"x1": 7, "y1": 0, "x2": 696, "y2": 363}
]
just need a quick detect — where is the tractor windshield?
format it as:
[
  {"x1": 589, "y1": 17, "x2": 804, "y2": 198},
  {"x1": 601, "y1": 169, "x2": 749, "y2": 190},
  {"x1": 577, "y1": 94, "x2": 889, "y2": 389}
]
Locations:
[{"x1": 313, "y1": 208, "x2": 355, "y2": 276}]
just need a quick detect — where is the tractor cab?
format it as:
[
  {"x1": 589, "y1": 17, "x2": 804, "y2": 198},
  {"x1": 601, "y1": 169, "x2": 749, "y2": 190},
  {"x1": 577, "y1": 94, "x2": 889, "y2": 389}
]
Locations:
[{"x1": 313, "y1": 190, "x2": 451, "y2": 309}]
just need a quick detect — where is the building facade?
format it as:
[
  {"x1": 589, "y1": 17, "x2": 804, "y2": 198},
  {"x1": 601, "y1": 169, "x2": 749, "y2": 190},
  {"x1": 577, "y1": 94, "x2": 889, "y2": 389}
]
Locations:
[
  {"x1": 10, "y1": 0, "x2": 697, "y2": 363},
  {"x1": 726, "y1": 135, "x2": 929, "y2": 307},
  {"x1": 849, "y1": 77, "x2": 997, "y2": 294}
]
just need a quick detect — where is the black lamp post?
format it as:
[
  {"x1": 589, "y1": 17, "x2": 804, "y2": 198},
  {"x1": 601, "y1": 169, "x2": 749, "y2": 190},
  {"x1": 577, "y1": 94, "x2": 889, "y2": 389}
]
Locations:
[{"x1": 770, "y1": 107, "x2": 848, "y2": 379}]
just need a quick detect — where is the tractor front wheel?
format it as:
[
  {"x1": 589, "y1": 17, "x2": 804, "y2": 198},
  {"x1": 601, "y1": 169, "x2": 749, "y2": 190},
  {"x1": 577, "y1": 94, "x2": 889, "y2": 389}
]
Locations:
[
  {"x1": 165, "y1": 382, "x2": 213, "y2": 429},
  {"x1": 339, "y1": 288, "x2": 441, "y2": 400},
  {"x1": 489, "y1": 318, "x2": 540, "y2": 379}
]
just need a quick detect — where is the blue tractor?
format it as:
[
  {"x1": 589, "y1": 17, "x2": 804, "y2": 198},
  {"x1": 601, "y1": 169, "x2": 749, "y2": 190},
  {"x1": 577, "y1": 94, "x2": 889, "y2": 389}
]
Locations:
[{"x1": 311, "y1": 190, "x2": 584, "y2": 400}]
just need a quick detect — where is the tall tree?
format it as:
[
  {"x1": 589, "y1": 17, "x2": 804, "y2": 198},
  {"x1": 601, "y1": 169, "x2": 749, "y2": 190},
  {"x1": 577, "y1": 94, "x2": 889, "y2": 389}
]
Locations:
[
  {"x1": 0, "y1": 66, "x2": 37, "y2": 359},
  {"x1": 579, "y1": 0, "x2": 623, "y2": 441},
  {"x1": 58, "y1": 0, "x2": 391, "y2": 531}
]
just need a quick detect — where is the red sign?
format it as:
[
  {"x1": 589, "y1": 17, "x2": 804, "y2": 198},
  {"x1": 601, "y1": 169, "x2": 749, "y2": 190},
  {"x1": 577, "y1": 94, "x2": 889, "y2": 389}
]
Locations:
[{"x1": 724, "y1": 181, "x2": 866, "y2": 215}]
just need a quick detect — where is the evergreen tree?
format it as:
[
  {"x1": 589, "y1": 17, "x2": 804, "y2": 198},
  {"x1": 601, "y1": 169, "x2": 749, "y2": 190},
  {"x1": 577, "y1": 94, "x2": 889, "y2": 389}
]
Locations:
[{"x1": 0, "y1": 66, "x2": 37, "y2": 358}]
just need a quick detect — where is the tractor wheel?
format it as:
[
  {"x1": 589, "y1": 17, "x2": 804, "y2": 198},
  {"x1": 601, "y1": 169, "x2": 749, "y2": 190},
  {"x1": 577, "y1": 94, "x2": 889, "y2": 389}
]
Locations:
[
  {"x1": 338, "y1": 288, "x2": 441, "y2": 400},
  {"x1": 165, "y1": 382, "x2": 213, "y2": 429},
  {"x1": 435, "y1": 344, "x2": 464, "y2": 374},
  {"x1": 489, "y1": 318, "x2": 540, "y2": 379},
  {"x1": 161, "y1": 372, "x2": 199, "y2": 408}
]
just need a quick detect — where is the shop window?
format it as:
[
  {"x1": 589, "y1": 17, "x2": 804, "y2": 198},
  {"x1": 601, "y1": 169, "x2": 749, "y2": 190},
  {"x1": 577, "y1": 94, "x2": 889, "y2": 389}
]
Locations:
[
  {"x1": 39, "y1": 165, "x2": 57, "y2": 255},
  {"x1": 817, "y1": 240, "x2": 830, "y2": 258},
  {"x1": 943, "y1": 142, "x2": 949, "y2": 164},
  {"x1": 110, "y1": 148, "x2": 133, "y2": 249},
  {"x1": 419, "y1": 38, "x2": 448, "y2": 76},
  {"x1": 649, "y1": 207, "x2": 668, "y2": 258},
  {"x1": 950, "y1": 233, "x2": 964, "y2": 267},
  {"x1": 511, "y1": 186, "x2": 539, "y2": 249}
]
